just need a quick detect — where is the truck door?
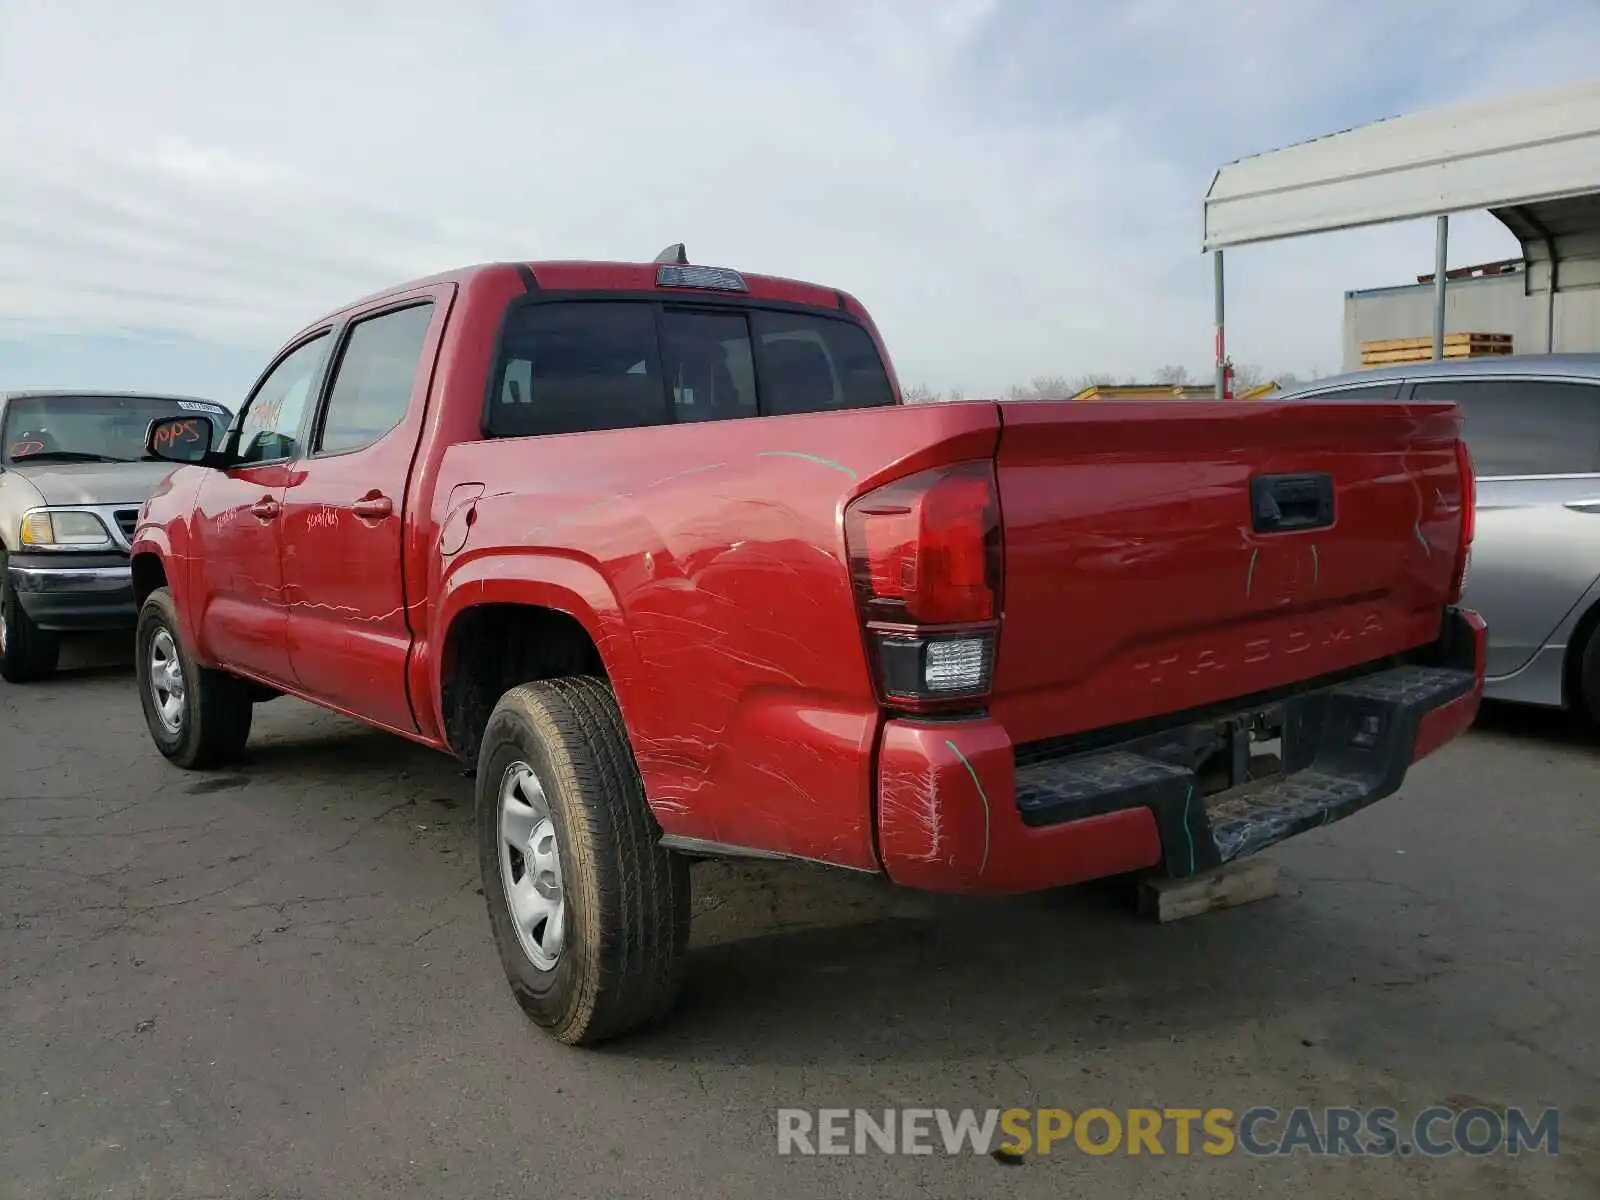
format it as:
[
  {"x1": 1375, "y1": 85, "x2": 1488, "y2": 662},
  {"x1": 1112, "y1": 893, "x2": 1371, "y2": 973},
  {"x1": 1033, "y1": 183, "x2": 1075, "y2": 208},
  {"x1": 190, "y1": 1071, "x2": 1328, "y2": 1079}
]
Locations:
[
  {"x1": 278, "y1": 294, "x2": 446, "y2": 734},
  {"x1": 190, "y1": 332, "x2": 332, "y2": 686}
]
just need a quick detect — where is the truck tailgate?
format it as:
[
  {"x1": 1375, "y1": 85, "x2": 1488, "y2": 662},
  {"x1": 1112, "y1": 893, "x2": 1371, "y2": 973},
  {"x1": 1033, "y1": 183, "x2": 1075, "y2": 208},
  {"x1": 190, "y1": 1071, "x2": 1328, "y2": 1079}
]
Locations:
[{"x1": 991, "y1": 400, "x2": 1468, "y2": 745}]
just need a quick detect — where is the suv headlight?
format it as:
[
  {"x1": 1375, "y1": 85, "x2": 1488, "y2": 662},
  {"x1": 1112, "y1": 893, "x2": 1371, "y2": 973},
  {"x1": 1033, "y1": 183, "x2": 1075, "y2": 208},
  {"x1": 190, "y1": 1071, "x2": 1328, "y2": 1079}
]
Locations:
[{"x1": 18, "y1": 508, "x2": 115, "y2": 550}]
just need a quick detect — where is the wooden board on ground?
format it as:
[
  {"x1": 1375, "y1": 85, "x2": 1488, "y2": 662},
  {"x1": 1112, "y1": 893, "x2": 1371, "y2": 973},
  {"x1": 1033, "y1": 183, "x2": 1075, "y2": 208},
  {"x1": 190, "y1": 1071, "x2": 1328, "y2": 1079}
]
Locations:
[{"x1": 1137, "y1": 858, "x2": 1281, "y2": 923}]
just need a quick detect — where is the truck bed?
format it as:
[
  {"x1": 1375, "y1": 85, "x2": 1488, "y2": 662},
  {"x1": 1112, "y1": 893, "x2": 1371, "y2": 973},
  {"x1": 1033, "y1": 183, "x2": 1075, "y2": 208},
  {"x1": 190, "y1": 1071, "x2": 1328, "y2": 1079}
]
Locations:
[{"x1": 430, "y1": 396, "x2": 1471, "y2": 877}]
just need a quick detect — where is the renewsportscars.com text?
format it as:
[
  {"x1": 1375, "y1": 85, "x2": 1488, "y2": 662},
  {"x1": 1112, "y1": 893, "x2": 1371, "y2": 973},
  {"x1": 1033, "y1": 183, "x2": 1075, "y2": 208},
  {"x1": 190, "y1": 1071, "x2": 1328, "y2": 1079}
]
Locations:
[{"x1": 776, "y1": 1106, "x2": 1560, "y2": 1158}]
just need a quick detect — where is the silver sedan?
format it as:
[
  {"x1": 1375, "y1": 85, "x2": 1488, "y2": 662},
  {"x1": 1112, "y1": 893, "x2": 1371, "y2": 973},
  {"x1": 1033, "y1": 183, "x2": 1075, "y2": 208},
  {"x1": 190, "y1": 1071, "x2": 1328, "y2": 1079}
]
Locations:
[{"x1": 1272, "y1": 354, "x2": 1600, "y2": 719}]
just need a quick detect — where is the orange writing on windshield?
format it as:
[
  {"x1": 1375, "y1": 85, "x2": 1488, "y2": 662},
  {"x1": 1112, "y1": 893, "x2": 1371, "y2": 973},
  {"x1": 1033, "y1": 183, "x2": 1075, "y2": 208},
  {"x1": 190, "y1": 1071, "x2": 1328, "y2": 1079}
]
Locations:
[{"x1": 153, "y1": 420, "x2": 205, "y2": 451}]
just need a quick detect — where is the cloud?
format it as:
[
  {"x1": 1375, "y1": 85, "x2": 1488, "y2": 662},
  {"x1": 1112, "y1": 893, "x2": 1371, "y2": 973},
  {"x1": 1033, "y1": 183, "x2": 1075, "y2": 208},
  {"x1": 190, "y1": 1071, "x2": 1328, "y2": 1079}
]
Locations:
[{"x1": 1, "y1": 0, "x2": 1596, "y2": 399}]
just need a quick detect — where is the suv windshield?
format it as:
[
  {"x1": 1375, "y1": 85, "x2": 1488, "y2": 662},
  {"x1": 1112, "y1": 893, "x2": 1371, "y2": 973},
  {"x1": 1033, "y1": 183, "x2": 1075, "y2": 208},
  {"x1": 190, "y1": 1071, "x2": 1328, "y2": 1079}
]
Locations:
[{"x1": 2, "y1": 395, "x2": 232, "y2": 466}]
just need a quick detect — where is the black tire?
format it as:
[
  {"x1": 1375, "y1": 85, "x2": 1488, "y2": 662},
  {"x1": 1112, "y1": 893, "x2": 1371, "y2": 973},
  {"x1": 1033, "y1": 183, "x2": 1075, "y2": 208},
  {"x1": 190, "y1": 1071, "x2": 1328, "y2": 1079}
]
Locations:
[
  {"x1": 135, "y1": 587, "x2": 253, "y2": 768},
  {"x1": 0, "y1": 551, "x2": 61, "y2": 683},
  {"x1": 1575, "y1": 622, "x2": 1600, "y2": 725},
  {"x1": 476, "y1": 677, "x2": 690, "y2": 1046}
]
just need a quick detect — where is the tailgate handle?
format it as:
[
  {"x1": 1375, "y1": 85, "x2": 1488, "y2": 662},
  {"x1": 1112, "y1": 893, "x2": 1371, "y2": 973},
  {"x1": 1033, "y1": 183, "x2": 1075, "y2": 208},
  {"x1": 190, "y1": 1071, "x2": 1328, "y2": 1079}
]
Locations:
[{"x1": 1251, "y1": 473, "x2": 1334, "y2": 533}]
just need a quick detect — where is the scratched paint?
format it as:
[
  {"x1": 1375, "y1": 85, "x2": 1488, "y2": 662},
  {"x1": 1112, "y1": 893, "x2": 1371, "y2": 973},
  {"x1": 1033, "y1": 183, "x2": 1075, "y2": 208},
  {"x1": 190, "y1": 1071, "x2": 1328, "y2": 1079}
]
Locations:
[
  {"x1": 756, "y1": 449, "x2": 858, "y2": 479},
  {"x1": 945, "y1": 740, "x2": 991, "y2": 876}
]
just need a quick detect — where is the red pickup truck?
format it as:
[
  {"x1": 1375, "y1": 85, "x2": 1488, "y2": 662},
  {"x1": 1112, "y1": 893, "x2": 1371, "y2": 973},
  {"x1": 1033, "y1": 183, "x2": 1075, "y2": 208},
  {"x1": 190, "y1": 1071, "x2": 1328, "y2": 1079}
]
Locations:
[{"x1": 132, "y1": 250, "x2": 1484, "y2": 1045}]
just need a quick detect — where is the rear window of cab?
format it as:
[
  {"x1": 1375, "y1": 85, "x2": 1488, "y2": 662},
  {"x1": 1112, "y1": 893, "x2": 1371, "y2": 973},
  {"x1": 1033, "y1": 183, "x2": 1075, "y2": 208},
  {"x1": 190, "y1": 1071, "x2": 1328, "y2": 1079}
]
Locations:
[{"x1": 486, "y1": 301, "x2": 895, "y2": 438}]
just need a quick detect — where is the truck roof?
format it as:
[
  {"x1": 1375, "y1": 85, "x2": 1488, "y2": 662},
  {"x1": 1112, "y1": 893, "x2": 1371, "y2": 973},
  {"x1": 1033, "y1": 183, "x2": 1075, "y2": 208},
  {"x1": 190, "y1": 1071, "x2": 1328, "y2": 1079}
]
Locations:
[{"x1": 305, "y1": 259, "x2": 862, "y2": 337}]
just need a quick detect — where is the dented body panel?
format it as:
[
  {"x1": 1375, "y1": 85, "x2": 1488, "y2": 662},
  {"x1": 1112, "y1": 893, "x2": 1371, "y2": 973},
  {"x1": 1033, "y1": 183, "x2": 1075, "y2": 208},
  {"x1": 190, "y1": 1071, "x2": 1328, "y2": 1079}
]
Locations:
[{"x1": 132, "y1": 258, "x2": 1484, "y2": 893}]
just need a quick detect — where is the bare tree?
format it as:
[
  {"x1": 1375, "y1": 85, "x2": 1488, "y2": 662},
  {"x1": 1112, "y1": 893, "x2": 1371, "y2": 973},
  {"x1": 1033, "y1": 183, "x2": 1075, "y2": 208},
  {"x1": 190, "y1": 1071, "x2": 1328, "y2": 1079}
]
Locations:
[
  {"x1": 1028, "y1": 375, "x2": 1072, "y2": 401},
  {"x1": 1001, "y1": 376, "x2": 1070, "y2": 401},
  {"x1": 901, "y1": 384, "x2": 939, "y2": 404},
  {"x1": 945, "y1": 387, "x2": 965, "y2": 403},
  {"x1": 1220, "y1": 363, "x2": 1263, "y2": 394},
  {"x1": 1153, "y1": 364, "x2": 1192, "y2": 386},
  {"x1": 1069, "y1": 373, "x2": 1117, "y2": 393}
]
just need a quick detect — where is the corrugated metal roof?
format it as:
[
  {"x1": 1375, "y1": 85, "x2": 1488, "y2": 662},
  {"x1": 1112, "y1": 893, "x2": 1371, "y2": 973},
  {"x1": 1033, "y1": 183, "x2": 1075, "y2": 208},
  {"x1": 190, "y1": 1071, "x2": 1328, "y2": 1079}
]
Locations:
[{"x1": 1203, "y1": 77, "x2": 1600, "y2": 251}]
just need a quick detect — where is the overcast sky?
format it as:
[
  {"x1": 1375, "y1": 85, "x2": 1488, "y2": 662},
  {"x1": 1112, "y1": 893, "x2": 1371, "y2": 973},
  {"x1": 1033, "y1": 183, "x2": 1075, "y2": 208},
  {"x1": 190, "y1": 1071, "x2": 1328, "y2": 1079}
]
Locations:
[{"x1": 2, "y1": 0, "x2": 1597, "y2": 401}]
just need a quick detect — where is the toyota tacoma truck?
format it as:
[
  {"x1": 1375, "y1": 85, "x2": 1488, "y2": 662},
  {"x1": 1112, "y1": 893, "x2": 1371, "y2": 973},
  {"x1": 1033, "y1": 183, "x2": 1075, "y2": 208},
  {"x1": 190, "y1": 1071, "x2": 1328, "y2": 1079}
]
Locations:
[
  {"x1": 0, "y1": 390, "x2": 231, "y2": 681},
  {"x1": 130, "y1": 249, "x2": 1485, "y2": 1046}
]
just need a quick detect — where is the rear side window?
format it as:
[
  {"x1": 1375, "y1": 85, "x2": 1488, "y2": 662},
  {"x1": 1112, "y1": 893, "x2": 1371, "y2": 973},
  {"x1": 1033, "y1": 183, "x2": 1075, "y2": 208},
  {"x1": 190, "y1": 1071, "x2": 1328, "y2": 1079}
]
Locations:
[
  {"x1": 1409, "y1": 378, "x2": 1600, "y2": 476},
  {"x1": 315, "y1": 303, "x2": 434, "y2": 455},
  {"x1": 486, "y1": 300, "x2": 894, "y2": 438}
]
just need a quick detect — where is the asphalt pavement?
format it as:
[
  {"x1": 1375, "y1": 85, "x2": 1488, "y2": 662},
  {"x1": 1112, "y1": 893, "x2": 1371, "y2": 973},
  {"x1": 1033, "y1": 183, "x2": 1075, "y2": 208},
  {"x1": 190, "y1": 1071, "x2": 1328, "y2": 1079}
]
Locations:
[{"x1": 2, "y1": 636, "x2": 1596, "y2": 1198}]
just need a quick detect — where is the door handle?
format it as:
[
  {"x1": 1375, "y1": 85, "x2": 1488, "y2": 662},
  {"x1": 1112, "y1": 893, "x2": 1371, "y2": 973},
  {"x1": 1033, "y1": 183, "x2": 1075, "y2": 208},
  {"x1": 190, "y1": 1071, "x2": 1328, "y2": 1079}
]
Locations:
[
  {"x1": 351, "y1": 494, "x2": 394, "y2": 519},
  {"x1": 250, "y1": 497, "x2": 280, "y2": 520},
  {"x1": 1251, "y1": 473, "x2": 1334, "y2": 533}
]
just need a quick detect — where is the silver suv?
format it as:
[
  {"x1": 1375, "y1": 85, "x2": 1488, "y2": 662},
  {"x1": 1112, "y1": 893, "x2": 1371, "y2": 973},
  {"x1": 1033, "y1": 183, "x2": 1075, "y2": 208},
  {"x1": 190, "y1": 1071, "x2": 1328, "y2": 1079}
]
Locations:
[
  {"x1": 1273, "y1": 354, "x2": 1600, "y2": 719},
  {"x1": 0, "y1": 390, "x2": 231, "y2": 682}
]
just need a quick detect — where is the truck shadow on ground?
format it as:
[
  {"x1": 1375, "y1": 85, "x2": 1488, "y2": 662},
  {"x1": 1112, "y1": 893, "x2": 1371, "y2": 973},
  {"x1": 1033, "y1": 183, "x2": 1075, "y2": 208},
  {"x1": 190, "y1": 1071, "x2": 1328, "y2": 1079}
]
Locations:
[
  {"x1": 612, "y1": 861, "x2": 1422, "y2": 1070},
  {"x1": 1471, "y1": 698, "x2": 1598, "y2": 750},
  {"x1": 223, "y1": 703, "x2": 1513, "y2": 1076},
  {"x1": 51, "y1": 631, "x2": 135, "y2": 678}
]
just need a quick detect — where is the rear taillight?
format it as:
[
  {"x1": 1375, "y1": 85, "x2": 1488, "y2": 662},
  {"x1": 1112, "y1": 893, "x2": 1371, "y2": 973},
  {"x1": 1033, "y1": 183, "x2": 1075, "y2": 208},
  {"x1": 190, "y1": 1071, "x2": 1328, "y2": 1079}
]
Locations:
[
  {"x1": 844, "y1": 461, "x2": 1002, "y2": 708},
  {"x1": 1450, "y1": 439, "x2": 1475, "y2": 604}
]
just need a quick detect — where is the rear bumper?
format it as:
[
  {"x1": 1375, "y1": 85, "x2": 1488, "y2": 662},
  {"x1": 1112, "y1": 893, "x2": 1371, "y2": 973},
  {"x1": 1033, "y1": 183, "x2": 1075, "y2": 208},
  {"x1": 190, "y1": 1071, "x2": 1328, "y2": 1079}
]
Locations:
[
  {"x1": 876, "y1": 608, "x2": 1485, "y2": 894},
  {"x1": 6, "y1": 553, "x2": 136, "y2": 632}
]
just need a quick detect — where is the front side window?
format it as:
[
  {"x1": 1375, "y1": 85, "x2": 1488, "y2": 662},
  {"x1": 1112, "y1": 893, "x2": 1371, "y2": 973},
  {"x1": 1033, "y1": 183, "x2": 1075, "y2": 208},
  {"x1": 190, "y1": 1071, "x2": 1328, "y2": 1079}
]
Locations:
[
  {"x1": 315, "y1": 304, "x2": 434, "y2": 455},
  {"x1": 2, "y1": 395, "x2": 232, "y2": 465},
  {"x1": 1408, "y1": 378, "x2": 1600, "y2": 476},
  {"x1": 235, "y1": 334, "x2": 331, "y2": 464}
]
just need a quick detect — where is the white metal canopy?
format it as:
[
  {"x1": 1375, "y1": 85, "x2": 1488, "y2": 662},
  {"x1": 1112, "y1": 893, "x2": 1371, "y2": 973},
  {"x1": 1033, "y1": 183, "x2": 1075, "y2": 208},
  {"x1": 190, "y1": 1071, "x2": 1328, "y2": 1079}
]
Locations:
[
  {"x1": 1201, "y1": 76, "x2": 1600, "y2": 394},
  {"x1": 1203, "y1": 77, "x2": 1600, "y2": 252}
]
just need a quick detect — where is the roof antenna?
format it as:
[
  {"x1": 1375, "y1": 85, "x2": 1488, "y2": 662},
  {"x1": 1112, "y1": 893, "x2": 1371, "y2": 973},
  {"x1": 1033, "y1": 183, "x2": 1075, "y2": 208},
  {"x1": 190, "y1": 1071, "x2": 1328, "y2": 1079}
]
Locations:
[{"x1": 654, "y1": 243, "x2": 689, "y2": 265}]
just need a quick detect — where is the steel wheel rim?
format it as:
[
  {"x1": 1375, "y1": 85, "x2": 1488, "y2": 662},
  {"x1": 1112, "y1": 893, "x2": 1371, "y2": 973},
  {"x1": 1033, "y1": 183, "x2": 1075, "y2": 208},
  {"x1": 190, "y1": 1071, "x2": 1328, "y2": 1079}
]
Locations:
[
  {"x1": 148, "y1": 627, "x2": 186, "y2": 733},
  {"x1": 0, "y1": 604, "x2": 8, "y2": 655},
  {"x1": 497, "y1": 761, "x2": 566, "y2": 971}
]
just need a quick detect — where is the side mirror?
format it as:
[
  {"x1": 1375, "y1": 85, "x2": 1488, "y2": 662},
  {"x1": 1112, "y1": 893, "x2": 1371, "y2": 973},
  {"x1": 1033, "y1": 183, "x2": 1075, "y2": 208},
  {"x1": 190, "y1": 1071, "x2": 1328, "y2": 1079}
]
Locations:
[{"x1": 146, "y1": 416, "x2": 217, "y2": 466}]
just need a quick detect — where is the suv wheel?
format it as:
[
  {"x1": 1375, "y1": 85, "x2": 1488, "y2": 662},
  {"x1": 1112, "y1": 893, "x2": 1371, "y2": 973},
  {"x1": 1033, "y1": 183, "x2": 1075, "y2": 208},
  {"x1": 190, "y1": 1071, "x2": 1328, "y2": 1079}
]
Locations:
[{"x1": 0, "y1": 551, "x2": 60, "y2": 683}]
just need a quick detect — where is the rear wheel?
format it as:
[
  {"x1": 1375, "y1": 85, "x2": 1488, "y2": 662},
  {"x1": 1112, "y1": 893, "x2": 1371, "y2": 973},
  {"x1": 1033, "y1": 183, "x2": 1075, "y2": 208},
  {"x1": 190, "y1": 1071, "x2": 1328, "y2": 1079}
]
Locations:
[
  {"x1": 476, "y1": 677, "x2": 690, "y2": 1046},
  {"x1": 0, "y1": 552, "x2": 60, "y2": 683},
  {"x1": 135, "y1": 588, "x2": 253, "y2": 768},
  {"x1": 1574, "y1": 622, "x2": 1600, "y2": 725}
]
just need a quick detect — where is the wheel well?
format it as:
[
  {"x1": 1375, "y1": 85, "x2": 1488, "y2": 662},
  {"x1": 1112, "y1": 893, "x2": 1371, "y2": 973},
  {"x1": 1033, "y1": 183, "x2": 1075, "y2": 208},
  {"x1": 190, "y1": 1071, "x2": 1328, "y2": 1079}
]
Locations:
[
  {"x1": 440, "y1": 604, "x2": 606, "y2": 765},
  {"x1": 1562, "y1": 596, "x2": 1600, "y2": 710},
  {"x1": 131, "y1": 554, "x2": 168, "y2": 607}
]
